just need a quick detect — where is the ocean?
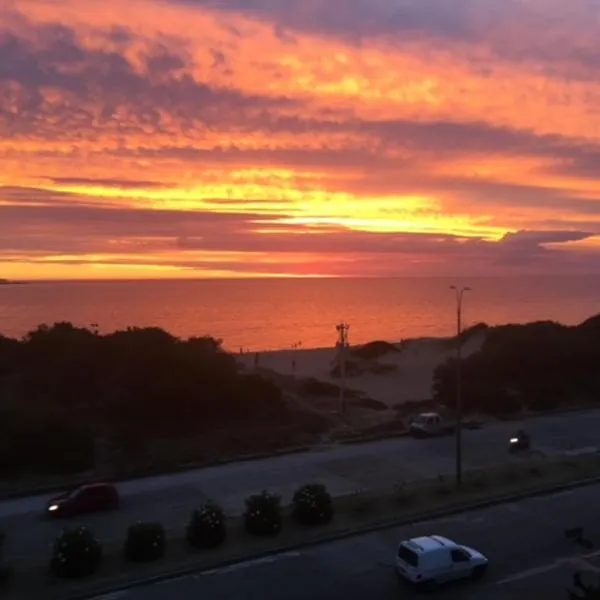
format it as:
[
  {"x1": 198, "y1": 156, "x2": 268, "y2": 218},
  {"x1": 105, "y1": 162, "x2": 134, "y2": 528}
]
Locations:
[{"x1": 0, "y1": 277, "x2": 599, "y2": 351}]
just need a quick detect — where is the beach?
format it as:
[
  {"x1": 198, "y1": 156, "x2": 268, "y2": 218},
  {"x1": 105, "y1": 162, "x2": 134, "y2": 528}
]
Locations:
[{"x1": 238, "y1": 331, "x2": 486, "y2": 408}]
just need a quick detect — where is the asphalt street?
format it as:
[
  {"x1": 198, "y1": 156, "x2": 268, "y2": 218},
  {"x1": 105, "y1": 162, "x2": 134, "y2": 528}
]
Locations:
[
  {"x1": 90, "y1": 482, "x2": 600, "y2": 600},
  {"x1": 2, "y1": 408, "x2": 600, "y2": 564}
]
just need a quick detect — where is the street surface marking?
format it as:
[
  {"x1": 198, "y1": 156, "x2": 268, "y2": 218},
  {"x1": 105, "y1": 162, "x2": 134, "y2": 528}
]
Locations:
[
  {"x1": 496, "y1": 549, "x2": 600, "y2": 585},
  {"x1": 565, "y1": 447, "x2": 598, "y2": 456}
]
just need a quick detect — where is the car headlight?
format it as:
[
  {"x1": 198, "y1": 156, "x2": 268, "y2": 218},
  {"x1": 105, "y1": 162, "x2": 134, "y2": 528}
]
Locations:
[{"x1": 48, "y1": 504, "x2": 59, "y2": 511}]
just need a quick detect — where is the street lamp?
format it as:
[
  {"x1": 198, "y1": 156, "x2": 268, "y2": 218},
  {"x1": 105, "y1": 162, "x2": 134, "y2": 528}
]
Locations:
[
  {"x1": 450, "y1": 285, "x2": 470, "y2": 487},
  {"x1": 336, "y1": 323, "x2": 350, "y2": 415}
]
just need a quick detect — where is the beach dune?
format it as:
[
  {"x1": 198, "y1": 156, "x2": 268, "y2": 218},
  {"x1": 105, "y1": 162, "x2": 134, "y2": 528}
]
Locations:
[{"x1": 238, "y1": 333, "x2": 486, "y2": 408}]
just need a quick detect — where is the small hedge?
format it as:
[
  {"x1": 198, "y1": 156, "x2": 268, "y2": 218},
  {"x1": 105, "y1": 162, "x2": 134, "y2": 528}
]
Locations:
[
  {"x1": 186, "y1": 503, "x2": 227, "y2": 549},
  {"x1": 124, "y1": 522, "x2": 166, "y2": 563},
  {"x1": 292, "y1": 483, "x2": 333, "y2": 526},
  {"x1": 50, "y1": 527, "x2": 102, "y2": 579},
  {"x1": 244, "y1": 491, "x2": 282, "y2": 536}
]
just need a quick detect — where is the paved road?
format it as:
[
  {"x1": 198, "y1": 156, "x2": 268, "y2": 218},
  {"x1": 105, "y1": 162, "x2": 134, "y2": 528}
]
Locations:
[
  {"x1": 2, "y1": 408, "x2": 600, "y2": 564},
  {"x1": 91, "y1": 483, "x2": 600, "y2": 600}
]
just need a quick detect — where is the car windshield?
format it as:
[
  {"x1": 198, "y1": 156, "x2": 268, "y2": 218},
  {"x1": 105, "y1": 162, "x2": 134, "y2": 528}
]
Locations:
[
  {"x1": 67, "y1": 486, "x2": 96, "y2": 499},
  {"x1": 397, "y1": 544, "x2": 419, "y2": 567},
  {"x1": 413, "y1": 415, "x2": 429, "y2": 425},
  {"x1": 65, "y1": 487, "x2": 82, "y2": 499}
]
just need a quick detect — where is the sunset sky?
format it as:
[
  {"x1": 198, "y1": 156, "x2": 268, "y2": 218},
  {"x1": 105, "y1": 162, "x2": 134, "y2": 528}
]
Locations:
[{"x1": 2, "y1": 0, "x2": 600, "y2": 279}]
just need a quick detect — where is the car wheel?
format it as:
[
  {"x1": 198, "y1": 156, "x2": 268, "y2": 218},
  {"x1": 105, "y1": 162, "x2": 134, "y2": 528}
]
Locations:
[{"x1": 471, "y1": 565, "x2": 487, "y2": 580}]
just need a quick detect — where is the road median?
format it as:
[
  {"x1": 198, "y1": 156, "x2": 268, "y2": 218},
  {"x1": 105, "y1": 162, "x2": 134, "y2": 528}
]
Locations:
[{"x1": 6, "y1": 452, "x2": 600, "y2": 600}]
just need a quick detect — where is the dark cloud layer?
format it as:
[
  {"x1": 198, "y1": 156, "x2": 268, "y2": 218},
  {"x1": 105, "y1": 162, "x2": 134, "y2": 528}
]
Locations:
[
  {"x1": 174, "y1": 0, "x2": 600, "y2": 75},
  {"x1": 0, "y1": 22, "x2": 296, "y2": 139}
]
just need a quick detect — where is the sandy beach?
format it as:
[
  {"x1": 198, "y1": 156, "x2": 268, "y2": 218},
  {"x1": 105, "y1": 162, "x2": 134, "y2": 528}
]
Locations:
[{"x1": 238, "y1": 332, "x2": 486, "y2": 408}]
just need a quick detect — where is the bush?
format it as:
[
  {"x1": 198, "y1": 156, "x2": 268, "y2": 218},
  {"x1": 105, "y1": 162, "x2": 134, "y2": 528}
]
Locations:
[
  {"x1": 244, "y1": 491, "x2": 282, "y2": 536},
  {"x1": 186, "y1": 503, "x2": 226, "y2": 549},
  {"x1": 50, "y1": 527, "x2": 102, "y2": 579},
  {"x1": 292, "y1": 483, "x2": 334, "y2": 526},
  {"x1": 124, "y1": 522, "x2": 166, "y2": 563},
  {"x1": 352, "y1": 341, "x2": 400, "y2": 360}
]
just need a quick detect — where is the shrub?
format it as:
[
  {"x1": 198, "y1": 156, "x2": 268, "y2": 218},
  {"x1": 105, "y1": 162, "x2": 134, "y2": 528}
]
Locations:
[
  {"x1": 244, "y1": 491, "x2": 282, "y2": 536},
  {"x1": 292, "y1": 483, "x2": 334, "y2": 526},
  {"x1": 124, "y1": 522, "x2": 166, "y2": 563},
  {"x1": 50, "y1": 527, "x2": 102, "y2": 579},
  {"x1": 186, "y1": 503, "x2": 226, "y2": 549},
  {"x1": 352, "y1": 341, "x2": 400, "y2": 360}
]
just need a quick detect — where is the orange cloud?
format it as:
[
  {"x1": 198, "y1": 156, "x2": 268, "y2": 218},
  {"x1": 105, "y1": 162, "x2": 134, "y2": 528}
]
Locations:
[{"x1": 2, "y1": 0, "x2": 600, "y2": 278}]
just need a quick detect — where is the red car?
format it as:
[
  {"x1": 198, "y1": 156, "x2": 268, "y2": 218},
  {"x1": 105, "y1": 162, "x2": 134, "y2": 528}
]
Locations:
[{"x1": 46, "y1": 482, "x2": 120, "y2": 518}]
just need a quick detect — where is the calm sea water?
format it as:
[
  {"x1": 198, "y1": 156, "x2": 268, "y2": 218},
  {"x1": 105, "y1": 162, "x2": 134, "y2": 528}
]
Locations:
[{"x1": 0, "y1": 277, "x2": 599, "y2": 351}]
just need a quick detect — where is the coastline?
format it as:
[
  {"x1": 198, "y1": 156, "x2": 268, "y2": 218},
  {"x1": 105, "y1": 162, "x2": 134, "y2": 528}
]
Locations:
[{"x1": 237, "y1": 332, "x2": 486, "y2": 407}]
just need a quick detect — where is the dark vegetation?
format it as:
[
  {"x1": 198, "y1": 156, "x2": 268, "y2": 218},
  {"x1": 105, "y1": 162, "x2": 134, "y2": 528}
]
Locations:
[
  {"x1": 433, "y1": 316, "x2": 600, "y2": 417},
  {"x1": 186, "y1": 503, "x2": 227, "y2": 549},
  {"x1": 291, "y1": 483, "x2": 334, "y2": 526},
  {"x1": 4, "y1": 314, "x2": 600, "y2": 480},
  {"x1": 50, "y1": 528, "x2": 102, "y2": 579},
  {"x1": 244, "y1": 491, "x2": 282, "y2": 536},
  {"x1": 351, "y1": 340, "x2": 400, "y2": 360},
  {"x1": 0, "y1": 322, "x2": 311, "y2": 479}
]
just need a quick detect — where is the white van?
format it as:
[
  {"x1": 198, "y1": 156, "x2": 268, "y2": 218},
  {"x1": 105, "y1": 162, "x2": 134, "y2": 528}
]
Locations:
[{"x1": 396, "y1": 535, "x2": 488, "y2": 589}]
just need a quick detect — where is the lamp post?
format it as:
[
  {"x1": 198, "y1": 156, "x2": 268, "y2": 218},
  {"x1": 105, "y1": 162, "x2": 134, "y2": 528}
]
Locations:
[
  {"x1": 336, "y1": 323, "x2": 350, "y2": 414},
  {"x1": 450, "y1": 285, "x2": 470, "y2": 487}
]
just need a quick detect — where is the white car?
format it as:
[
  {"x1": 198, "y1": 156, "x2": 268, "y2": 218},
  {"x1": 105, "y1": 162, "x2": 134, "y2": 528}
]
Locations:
[{"x1": 396, "y1": 535, "x2": 488, "y2": 590}]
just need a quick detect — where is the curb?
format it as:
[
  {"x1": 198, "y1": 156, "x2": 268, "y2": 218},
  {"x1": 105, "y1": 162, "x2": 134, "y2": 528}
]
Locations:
[{"x1": 56, "y1": 473, "x2": 600, "y2": 600}]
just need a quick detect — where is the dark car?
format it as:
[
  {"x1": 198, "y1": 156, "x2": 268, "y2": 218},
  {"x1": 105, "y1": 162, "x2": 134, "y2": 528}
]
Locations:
[{"x1": 46, "y1": 482, "x2": 120, "y2": 518}]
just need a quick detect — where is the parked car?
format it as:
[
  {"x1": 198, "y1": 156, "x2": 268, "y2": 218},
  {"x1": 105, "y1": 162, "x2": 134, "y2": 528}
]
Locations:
[
  {"x1": 46, "y1": 482, "x2": 120, "y2": 518},
  {"x1": 409, "y1": 412, "x2": 455, "y2": 438},
  {"x1": 396, "y1": 535, "x2": 488, "y2": 590}
]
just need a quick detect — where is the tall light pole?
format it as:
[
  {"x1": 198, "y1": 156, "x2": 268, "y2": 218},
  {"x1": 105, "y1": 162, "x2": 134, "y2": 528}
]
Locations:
[
  {"x1": 450, "y1": 285, "x2": 470, "y2": 487},
  {"x1": 336, "y1": 322, "x2": 350, "y2": 415}
]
